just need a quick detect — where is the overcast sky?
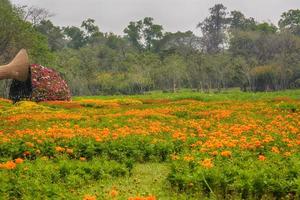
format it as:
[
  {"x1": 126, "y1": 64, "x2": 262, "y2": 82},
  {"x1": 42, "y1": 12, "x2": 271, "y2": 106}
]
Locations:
[{"x1": 10, "y1": 0, "x2": 300, "y2": 36}]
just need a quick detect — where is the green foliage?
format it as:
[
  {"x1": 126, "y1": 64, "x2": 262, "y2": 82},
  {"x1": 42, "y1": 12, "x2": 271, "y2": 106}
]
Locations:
[
  {"x1": 197, "y1": 4, "x2": 228, "y2": 53},
  {"x1": 255, "y1": 22, "x2": 278, "y2": 33},
  {"x1": 168, "y1": 155, "x2": 300, "y2": 199},
  {"x1": 35, "y1": 20, "x2": 65, "y2": 51},
  {"x1": 229, "y1": 11, "x2": 256, "y2": 32},
  {"x1": 124, "y1": 17, "x2": 163, "y2": 52},
  {"x1": 0, "y1": 157, "x2": 129, "y2": 199},
  {"x1": 0, "y1": 1, "x2": 52, "y2": 63},
  {"x1": 63, "y1": 26, "x2": 87, "y2": 49},
  {"x1": 1, "y1": 1, "x2": 300, "y2": 96},
  {"x1": 279, "y1": 9, "x2": 300, "y2": 36},
  {"x1": 0, "y1": 135, "x2": 176, "y2": 164},
  {"x1": 250, "y1": 65, "x2": 277, "y2": 91}
]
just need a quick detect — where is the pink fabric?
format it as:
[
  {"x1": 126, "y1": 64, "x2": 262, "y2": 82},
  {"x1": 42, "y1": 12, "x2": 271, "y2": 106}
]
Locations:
[{"x1": 30, "y1": 64, "x2": 71, "y2": 101}]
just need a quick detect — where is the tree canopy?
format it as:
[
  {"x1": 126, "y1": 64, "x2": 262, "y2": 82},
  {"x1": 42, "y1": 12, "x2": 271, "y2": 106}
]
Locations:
[{"x1": 1, "y1": 1, "x2": 300, "y2": 96}]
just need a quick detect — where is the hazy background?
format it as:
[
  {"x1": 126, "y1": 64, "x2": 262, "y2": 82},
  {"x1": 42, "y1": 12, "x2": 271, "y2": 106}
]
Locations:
[{"x1": 10, "y1": 0, "x2": 300, "y2": 35}]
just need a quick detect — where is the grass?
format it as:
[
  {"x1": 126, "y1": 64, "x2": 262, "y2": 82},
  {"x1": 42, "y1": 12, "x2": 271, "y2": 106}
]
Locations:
[
  {"x1": 86, "y1": 163, "x2": 172, "y2": 199},
  {"x1": 73, "y1": 88, "x2": 300, "y2": 102}
]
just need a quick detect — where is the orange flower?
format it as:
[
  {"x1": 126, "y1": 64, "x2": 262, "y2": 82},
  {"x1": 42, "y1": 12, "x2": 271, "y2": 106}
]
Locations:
[
  {"x1": 258, "y1": 155, "x2": 266, "y2": 161},
  {"x1": 83, "y1": 195, "x2": 97, "y2": 200},
  {"x1": 55, "y1": 146, "x2": 65, "y2": 152},
  {"x1": 66, "y1": 148, "x2": 73, "y2": 154},
  {"x1": 201, "y1": 158, "x2": 214, "y2": 169},
  {"x1": 25, "y1": 142, "x2": 34, "y2": 147},
  {"x1": 221, "y1": 150, "x2": 232, "y2": 157},
  {"x1": 183, "y1": 155, "x2": 194, "y2": 162},
  {"x1": 271, "y1": 146, "x2": 280, "y2": 154},
  {"x1": 172, "y1": 131, "x2": 187, "y2": 141},
  {"x1": 15, "y1": 158, "x2": 24, "y2": 164},
  {"x1": 80, "y1": 157, "x2": 86, "y2": 161},
  {"x1": 37, "y1": 139, "x2": 43, "y2": 144},
  {"x1": 284, "y1": 152, "x2": 291, "y2": 157},
  {"x1": 210, "y1": 151, "x2": 218, "y2": 156},
  {"x1": 110, "y1": 189, "x2": 118, "y2": 197},
  {"x1": 0, "y1": 161, "x2": 16, "y2": 170}
]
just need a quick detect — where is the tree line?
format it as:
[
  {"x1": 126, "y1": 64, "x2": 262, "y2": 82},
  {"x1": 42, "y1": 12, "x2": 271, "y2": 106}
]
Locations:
[{"x1": 1, "y1": 0, "x2": 300, "y2": 96}]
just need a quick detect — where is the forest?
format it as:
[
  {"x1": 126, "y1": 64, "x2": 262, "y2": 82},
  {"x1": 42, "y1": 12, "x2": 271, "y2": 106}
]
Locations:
[{"x1": 1, "y1": 0, "x2": 300, "y2": 96}]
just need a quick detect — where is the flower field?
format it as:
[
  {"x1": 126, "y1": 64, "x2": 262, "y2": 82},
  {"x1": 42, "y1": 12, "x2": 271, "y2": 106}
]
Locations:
[{"x1": 0, "y1": 90, "x2": 300, "y2": 199}]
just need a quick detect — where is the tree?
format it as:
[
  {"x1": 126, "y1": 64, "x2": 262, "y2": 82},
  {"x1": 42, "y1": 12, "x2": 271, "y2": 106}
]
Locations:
[
  {"x1": 35, "y1": 20, "x2": 65, "y2": 51},
  {"x1": 0, "y1": 0, "x2": 53, "y2": 97},
  {"x1": 124, "y1": 17, "x2": 163, "y2": 52},
  {"x1": 250, "y1": 65, "x2": 278, "y2": 91},
  {"x1": 0, "y1": 1, "x2": 52, "y2": 63},
  {"x1": 81, "y1": 18, "x2": 103, "y2": 44},
  {"x1": 228, "y1": 10, "x2": 256, "y2": 32},
  {"x1": 279, "y1": 9, "x2": 300, "y2": 36},
  {"x1": 81, "y1": 18, "x2": 99, "y2": 36},
  {"x1": 197, "y1": 4, "x2": 228, "y2": 54},
  {"x1": 156, "y1": 31, "x2": 201, "y2": 59},
  {"x1": 123, "y1": 52, "x2": 157, "y2": 93},
  {"x1": 19, "y1": 6, "x2": 53, "y2": 26},
  {"x1": 255, "y1": 22, "x2": 277, "y2": 34},
  {"x1": 105, "y1": 33, "x2": 131, "y2": 58},
  {"x1": 63, "y1": 26, "x2": 86, "y2": 49},
  {"x1": 142, "y1": 17, "x2": 163, "y2": 51},
  {"x1": 158, "y1": 55, "x2": 187, "y2": 92},
  {"x1": 124, "y1": 21, "x2": 143, "y2": 51}
]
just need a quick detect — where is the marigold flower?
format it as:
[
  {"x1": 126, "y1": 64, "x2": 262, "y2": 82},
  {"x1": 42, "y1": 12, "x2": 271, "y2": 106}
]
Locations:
[
  {"x1": 221, "y1": 150, "x2": 232, "y2": 157},
  {"x1": 36, "y1": 139, "x2": 43, "y2": 144},
  {"x1": 15, "y1": 158, "x2": 24, "y2": 164},
  {"x1": 284, "y1": 152, "x2": 292, "y2": 157},
  {"x1": 83, "y1": 195, "x2": 96, "y2": 200},
  {"x1": 25, "y1": 142, "x2": 34, "y2": 148},
  {"x1": 183, "y1": 155, "x2": 194, "y2": 161},
  {"x1": 80, "y1": 157, "x2": 86, "y2": 161},
  {"x1": 66, "y1": 148, "x2": 73, "y2": 154},
  {"x1": 258, "y1": 155, "x2": 266, "y2": 161},
  {"x1": 110, "y1": 189, "x2": 118, "y2": 197},
  {"x1": 201, "y1": 158, "x2": 214, "y2": 169},
  {"x1": 210, "y1": 151, "x2": 218, "y2": 156},
  {"x1": 55, "y1": 146, "x2": 65, "y2": 152},
  {"x1": 271, "y1": 146, "x2": 280, "y2": 154},
  {"x1": 0, "y1": 161, "x2": 16, "y2": 170}
]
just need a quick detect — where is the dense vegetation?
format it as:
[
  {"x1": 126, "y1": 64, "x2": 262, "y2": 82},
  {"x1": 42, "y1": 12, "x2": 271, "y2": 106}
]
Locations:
[
  {"x1": 1, "y1": 0, "x2": 300, "y2": 96},
  {"x1": 0, "y1": 89, "x2": 300, "y2": 199}
]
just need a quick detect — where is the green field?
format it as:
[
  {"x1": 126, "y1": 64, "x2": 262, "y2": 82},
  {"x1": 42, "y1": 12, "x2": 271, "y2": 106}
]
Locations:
[{"x1": 0, "y1": 89, "x2": 300, "y2": 200}]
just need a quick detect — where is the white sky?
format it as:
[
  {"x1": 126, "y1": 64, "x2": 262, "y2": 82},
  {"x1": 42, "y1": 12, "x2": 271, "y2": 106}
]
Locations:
[{"x1": 10, "y1": 0, "x2": 300, "y2": 36}]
